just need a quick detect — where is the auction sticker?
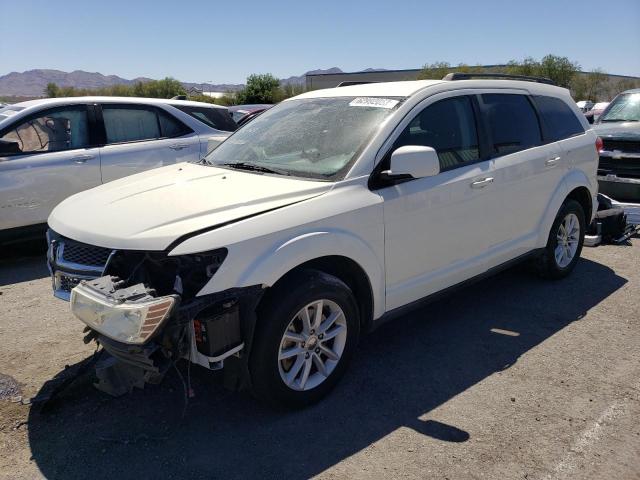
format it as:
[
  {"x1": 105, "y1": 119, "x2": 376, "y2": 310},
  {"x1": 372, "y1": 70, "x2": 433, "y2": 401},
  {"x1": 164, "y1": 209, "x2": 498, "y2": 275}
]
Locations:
[{"x1": 349, "y1": 97, "x2": 399, "y2": 109}]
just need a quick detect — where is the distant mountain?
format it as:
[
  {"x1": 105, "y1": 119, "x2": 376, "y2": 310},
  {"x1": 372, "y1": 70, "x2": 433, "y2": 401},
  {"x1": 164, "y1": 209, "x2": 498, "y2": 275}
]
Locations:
[
  {"x1": 0, "y1": 69, "x2": 154, "y2": 97},
  {"x1": 0, "y1": 67, "x2": 375, "y2": 97},
  {"x1": 279, "y1": 67, "x2": 343, "y2": 86}
]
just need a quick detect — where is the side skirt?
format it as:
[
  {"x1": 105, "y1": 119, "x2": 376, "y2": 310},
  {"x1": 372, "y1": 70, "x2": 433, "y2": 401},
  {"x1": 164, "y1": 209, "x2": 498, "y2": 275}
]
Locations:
[{"x1": 371, "y1": 249, "x2": 544, "y2": 331}]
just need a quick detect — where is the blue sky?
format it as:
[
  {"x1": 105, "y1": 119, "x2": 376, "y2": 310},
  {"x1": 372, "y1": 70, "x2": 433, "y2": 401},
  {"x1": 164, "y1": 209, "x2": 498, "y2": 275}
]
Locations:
[{"x1": 2, "y1": 0, "x2": 639, "y2": 83}]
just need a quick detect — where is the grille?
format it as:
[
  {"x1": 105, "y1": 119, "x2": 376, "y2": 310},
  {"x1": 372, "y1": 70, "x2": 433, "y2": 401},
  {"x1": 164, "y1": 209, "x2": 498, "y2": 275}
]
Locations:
[
  {"x1": 61, "y1": 240, "x2": 112, "y2": 267},
  {"x1": 58, "y1": 274, "x2": 83, "y2": 292},
  {"x1": 602, "y1": 139, "x2": 640, "y2": 153},
  {"x1": 599, "y1": 156, "x2": 640, "y2": 179}
]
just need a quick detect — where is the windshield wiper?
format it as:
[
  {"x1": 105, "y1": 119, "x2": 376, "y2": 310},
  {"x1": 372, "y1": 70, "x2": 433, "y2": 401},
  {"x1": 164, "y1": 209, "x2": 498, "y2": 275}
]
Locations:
[
  {"x1": 222, "y1": 162, "x2": 289, "y2": 175},
  {"x1": 601, "y1": 118, "x2": 639, "y2": 122}
]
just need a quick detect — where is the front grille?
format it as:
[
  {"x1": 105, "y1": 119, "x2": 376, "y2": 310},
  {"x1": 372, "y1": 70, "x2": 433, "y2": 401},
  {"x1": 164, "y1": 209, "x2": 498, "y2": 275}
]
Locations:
[
  {"x1": 61, "y1": 240, "x2": 112, "y2": 267},
  {"x1": 59, "y1": 274, "x2": 83, "y2": 292},
  {"x1": 599, "y1": 156, "x2": 640, "y2": 179},
  {"x1": 602, "y1": 139, "x2": 640, "y2": 153}
]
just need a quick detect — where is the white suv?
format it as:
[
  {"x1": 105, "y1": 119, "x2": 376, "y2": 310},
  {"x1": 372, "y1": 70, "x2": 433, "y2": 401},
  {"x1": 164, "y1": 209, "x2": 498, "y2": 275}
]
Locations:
[{"x1": 47, "y1": 76, "x2": 598, "y2": 408}]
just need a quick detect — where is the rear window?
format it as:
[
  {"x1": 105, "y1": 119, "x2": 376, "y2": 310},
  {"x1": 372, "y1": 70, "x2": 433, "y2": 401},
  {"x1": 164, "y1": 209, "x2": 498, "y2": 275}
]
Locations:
[
  {"x1": 482, "y1": 94, "x2": 542, "y2": 156},
  {"x1": 175, "y1": 105, "x2": 237, "y2": 132},
  {"x1": 533, "y1": 96, "x2": 585, "y2": 141}
]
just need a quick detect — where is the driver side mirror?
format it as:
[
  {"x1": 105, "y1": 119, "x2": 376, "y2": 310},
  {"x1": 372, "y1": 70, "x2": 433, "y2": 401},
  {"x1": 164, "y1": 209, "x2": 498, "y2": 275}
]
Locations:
[
  {"x1": 0, "y1": 139, "x2": 21, "y2": 156},
  {"x1": 381, "y1": 145, "x2": 440, "y2": 181}
]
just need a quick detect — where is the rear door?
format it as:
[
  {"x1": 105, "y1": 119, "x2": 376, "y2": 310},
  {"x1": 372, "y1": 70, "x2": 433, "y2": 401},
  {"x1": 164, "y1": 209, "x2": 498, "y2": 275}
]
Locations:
[
  {"x1": 0, "y1": 104, "x2": 101, "y2": 230},
  {"x1": 97, "y1": 104, "x2": 200, "y2": 183},
  {"x1": 478, "y1": 93, "x2": 566, "y2": 266}
]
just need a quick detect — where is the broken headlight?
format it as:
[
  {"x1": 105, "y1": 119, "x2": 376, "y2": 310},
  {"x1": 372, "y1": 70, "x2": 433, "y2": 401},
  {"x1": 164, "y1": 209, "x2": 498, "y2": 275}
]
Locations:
[{"x1": 70, "y1": 279, "x2": 177, "y2": 345}]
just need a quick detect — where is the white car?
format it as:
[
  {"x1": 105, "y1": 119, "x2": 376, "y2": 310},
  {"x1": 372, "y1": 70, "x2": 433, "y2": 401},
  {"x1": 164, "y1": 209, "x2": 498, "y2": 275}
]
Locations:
[
  {"x1": 0, "y1": 97, "x2": 236, "y2": 242},
  {"x1": 47, "y1": 76, "x2": 598, "y2": 407}
]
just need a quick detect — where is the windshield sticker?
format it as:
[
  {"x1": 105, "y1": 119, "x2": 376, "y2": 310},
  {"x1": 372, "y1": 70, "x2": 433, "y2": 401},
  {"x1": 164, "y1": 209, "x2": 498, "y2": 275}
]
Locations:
[{"x1": 349, "y1": 97, "x2": 399, "y2": 109}]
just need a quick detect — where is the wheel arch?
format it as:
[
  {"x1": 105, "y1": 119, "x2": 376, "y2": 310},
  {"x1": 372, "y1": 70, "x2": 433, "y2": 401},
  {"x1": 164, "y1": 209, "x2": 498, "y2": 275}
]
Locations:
[{"x1": 260, "y1": 255, "x2": 376, "y2": 332}]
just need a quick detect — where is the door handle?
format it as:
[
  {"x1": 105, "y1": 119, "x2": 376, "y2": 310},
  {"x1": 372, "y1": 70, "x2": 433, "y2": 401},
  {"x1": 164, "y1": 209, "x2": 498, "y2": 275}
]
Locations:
[
  {"x1": 71, "y1": 154, "x2": 94, "y2": 164},
  {"x1": 545, "y1": 156, "x2": 561, "y2": 167},
  {"x1": 470, "y1": 177, "x2": 494, "y2": 189},
  {"x1": 169, "y1": 143, "x2": 189, "y2": 151}
]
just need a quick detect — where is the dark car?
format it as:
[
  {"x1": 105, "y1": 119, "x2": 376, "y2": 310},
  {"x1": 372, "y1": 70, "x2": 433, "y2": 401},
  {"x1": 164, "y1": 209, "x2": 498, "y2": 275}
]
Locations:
[
  {"x1": 594, "y1": 89, "x2": 640, "y2": 201},
  {"x1": 228, "y1": 104, "x2": 272, "y2": 126}
]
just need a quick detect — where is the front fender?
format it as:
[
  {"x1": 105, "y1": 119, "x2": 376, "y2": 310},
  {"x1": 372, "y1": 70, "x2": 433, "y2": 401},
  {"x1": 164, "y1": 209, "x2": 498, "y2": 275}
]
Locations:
[
  {"x1": 198, "y1": 229, "x2": 386, "y2": 318},
  {"x1": 536, "y1": 169, "x2": 595, "y2": 247}
]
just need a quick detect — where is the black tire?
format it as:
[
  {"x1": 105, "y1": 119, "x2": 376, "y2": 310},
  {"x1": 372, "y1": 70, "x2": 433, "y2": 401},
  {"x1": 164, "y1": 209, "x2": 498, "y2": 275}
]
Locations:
[
  {"x1": 534, "y1": 199, "x2": 586, "y2": 279},
  {"x1": 250, "y1": 269, "x2": 360, "y2": 409}
]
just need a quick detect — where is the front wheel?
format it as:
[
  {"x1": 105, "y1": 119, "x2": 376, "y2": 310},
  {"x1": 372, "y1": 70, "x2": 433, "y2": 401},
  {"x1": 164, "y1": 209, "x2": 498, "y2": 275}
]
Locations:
[
  {"x1": 534, "y1": 199, "x2": 586, "y2": 279},
  {"x1": 250, "y1": 270, "x2": 360, "y2": 408}
]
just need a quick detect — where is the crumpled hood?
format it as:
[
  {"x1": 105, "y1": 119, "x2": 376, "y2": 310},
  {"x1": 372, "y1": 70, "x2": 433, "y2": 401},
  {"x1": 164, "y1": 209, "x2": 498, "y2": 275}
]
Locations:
[
  {"x1": 593, "y1": 122, "x2": 640, "y2": 141},
  {"x1": 48, "y1": 162, "x2": 332, "y2": 251}
]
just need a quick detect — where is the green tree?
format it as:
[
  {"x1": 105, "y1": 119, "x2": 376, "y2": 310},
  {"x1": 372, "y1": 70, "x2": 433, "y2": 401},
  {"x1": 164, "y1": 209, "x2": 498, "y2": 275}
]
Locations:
[
  {"x1": 417, "y1": 62, "x2": 453, "y2": 80},
  {"x1": 44, "y1": 82, "x2": 60, "y2": 97},
  {"x1": 236, "y1": 74, "x2": 281, "y2": 104}
]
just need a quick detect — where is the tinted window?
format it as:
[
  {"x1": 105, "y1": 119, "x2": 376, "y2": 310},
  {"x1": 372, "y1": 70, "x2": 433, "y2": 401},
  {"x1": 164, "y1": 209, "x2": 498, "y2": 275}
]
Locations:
[
  {"x1": 102, "y1": 106, "x2": 191, "y2": 144},
  {"x1": 482, "y1": 94, "x2": 541, "y2": 155},
  {"x1": 158, "y1": 110, "x2": 191, "y2": 137},
  {"x1": 394, "y1": 96, "x2": 479, "y2": 171},
  {"x1": 533, "y1": 95, "x2": 584, "y2": 141},
  {"x1": 103, "y1": 107, "x2": 160, "y2": 143},
  {"x1": 175, "y1": 105, "x2": 237, "y2": 132},
  {"x1": 0, "y1": 106, "x2": 90, "y2": 154}
]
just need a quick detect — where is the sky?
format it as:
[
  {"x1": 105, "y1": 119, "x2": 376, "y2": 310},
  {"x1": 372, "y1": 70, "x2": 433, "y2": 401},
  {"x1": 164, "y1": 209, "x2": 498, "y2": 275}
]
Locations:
[{"x1": 1, "y1": 0, "x2": 639, "y2": 83}]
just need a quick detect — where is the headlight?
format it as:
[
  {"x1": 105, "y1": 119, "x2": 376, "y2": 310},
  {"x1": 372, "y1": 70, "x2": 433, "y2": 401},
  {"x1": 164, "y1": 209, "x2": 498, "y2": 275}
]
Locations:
[{"x1": 70, "y1": 282, "x2": 177, "y2": 345}]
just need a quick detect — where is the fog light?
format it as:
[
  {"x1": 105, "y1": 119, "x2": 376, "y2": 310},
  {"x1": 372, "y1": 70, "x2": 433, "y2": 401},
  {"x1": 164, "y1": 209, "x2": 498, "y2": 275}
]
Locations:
[{"x1": 70, "y1": 283, "x2": 176, "y2": 345}]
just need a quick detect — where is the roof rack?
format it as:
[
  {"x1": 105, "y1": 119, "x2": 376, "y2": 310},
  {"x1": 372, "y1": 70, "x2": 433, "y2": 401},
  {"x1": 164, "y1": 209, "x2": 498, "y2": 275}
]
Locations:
[
  {"x1": 336, "y1": 81, "x2": 378, "y2": 87},
  {"x1": 442, "y1": 72, "x2": 556, "y2": 85}
]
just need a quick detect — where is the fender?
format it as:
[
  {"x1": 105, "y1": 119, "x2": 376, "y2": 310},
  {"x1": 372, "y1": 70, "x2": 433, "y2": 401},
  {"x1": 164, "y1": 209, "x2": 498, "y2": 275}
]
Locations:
[
  {"x1": 197, "y1": 229, "x2": 386, "y2": 318},
  {"x1": 535, "y1": 168, "x2": 595, "y2": 247}
]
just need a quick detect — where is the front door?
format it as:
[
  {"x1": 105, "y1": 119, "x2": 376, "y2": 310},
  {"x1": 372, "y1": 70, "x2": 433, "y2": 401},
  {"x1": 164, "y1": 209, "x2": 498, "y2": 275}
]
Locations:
[
  {"x1": 0, "y1": 105, "x2": 101, "y2": 230},
  {"x1": 378, "y1": 94, "x2": 494, "y2": 311}
]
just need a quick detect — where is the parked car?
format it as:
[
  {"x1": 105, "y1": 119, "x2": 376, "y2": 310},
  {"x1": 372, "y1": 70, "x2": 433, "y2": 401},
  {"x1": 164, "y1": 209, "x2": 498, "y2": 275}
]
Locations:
[
  {"x1": 228, "y1": 104, "x2": 272, "y2": 125},
  {"x1": 585, "y1": 101, "x2": 610, "y2": 124},
  {"x1": 576, "y1": 100, "x2": 594, "y2": 113},
  {"x1": 0, "y1": 97, "x2": 237, "y2": 242},
  {"x1": 594, "y1": 89, "x2": 640, "y2": 201},
  {"x1": 47, "y1": 76, "x2": 598, "y2": 408}
]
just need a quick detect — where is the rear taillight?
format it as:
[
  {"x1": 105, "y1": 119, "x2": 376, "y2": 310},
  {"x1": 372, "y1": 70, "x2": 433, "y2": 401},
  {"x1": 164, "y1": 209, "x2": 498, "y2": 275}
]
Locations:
[{"x1": 596, "y1": 136, "x2": 603, "y2": 153}]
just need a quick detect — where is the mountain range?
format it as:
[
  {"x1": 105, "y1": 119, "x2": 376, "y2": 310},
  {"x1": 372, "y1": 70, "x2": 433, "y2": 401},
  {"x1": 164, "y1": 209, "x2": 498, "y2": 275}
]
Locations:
[{"x1": 0, "y1": 67, "x2": 377, "y2": 97}]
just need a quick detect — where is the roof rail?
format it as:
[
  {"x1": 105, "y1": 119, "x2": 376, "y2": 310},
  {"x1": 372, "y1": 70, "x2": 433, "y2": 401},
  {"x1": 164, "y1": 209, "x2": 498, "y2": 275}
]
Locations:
[
  {"x1": 336, "y1": 81, "x2": 378, "y2": 87},
  {"x1": 171, "y1": 95, "x2": 188, "y2": 100},
  {"x1": 442, "y1": 72, "x2": 556, "y2": 85}
]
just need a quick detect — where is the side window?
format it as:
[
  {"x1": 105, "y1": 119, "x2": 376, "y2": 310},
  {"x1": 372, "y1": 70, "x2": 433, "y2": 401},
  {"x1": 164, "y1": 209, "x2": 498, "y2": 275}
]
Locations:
[
  {"x1": 158, "y1": 110, "x2": 192, "y2": 138},
  {"x1": 394, "y1": 96, "x2": 480, "y2": 171},
  {"x1": 174, "y1": 105, "x2": 238, "y2": 132},
  {"x1": 102, "y1": 106, "x2": 160, "y2": 144},
  {"x1": 0, "y1": 106, "x2": 89, "y2": 155},
  {"x1": 481, "y1": 94, "x2": 541, "y2": 156},
  {"x1": 532, "y1": 95, "x2": 585, "y2": 141}
]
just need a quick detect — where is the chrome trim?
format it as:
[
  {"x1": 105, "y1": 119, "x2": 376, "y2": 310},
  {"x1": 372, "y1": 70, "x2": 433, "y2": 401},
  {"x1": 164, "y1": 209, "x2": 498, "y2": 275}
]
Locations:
[
  {"x1": 598, "y1": 174, "x2": 640, "y2": 185},
  {"x1": 599, "y1": 149, "x2": 640, "y2": 159}
]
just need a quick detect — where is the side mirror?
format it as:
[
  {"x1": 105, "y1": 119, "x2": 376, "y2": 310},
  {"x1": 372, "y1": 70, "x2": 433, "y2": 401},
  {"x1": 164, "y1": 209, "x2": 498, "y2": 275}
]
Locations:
[
  {"x1": 382, "y1": 145, "x2": 440, "y2": 180},
  {"x1": 0, "y1": 139, "x2": 21, "y2": 155}
]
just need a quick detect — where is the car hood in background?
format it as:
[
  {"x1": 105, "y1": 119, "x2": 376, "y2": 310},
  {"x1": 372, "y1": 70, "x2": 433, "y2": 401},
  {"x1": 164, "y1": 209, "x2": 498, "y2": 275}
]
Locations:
[
  {"x1": 48, "y1": 162, "x2": 332, "y2": 251},
  {"x1": 593, "y1": 122, "x2": 640, "y2": 141}
]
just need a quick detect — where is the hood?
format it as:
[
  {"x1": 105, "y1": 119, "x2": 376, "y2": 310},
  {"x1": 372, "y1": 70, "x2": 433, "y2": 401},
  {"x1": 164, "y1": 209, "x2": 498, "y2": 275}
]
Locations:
[
  {"x1": 48, "y1": 162, "x2": 332, "y2": 251},
  {"x1": 593, "y1": 122, "x2": 640, "y2": 141}
]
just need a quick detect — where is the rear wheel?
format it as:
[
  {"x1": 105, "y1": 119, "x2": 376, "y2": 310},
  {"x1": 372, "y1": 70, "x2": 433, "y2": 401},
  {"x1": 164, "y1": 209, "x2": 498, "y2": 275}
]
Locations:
[
  {"x1": 250, "y1": 270, "x2": 359, "y2": 408},
  {"x1": 534, "y1": 199, "x2": 585, "y2": 279}
]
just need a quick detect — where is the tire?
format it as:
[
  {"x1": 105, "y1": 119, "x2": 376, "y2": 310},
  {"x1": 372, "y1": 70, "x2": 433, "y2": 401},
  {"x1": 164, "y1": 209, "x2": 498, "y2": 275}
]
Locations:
[
  {"x1": 534, "y1": 199, "x2": 586, "y2": 279},
  {"x1": 249, "y1": 269, "x2": 360, "y2": 409}
]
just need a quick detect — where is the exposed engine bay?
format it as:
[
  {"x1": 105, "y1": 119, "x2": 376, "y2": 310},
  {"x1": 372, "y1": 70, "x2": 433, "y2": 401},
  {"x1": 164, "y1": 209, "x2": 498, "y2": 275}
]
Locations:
[{"x1": 48, "y1": 232, "x2": 263, "y2": 397}]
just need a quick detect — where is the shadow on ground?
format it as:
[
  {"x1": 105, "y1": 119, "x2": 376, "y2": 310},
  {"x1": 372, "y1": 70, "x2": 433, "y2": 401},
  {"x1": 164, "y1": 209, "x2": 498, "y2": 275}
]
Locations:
[
  {"x1": 0, "y1": 239, "x2": 48, "y2": 286},
  {"x1": 27, "y1": 258, "x2": 626, "y2": 479}
]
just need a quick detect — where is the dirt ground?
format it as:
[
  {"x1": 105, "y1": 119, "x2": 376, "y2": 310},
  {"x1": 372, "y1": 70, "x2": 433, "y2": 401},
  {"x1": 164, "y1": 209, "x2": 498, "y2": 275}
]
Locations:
[{"x1": 0, "y1": 239, "x2": 639, "y2": 480}]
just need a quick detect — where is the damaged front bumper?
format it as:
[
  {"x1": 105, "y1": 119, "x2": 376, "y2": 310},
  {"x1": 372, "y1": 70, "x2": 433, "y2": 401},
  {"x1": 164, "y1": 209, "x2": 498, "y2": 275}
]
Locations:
[{"x1": 69, "y1": 275, "x2": 263, "y2": 396}]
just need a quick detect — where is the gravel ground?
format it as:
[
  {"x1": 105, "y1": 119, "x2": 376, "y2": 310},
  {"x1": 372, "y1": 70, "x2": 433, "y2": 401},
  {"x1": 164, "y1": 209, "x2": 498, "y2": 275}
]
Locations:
[{"x1": 0, "y1": 240, "x2": 639, "y2": 480}]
